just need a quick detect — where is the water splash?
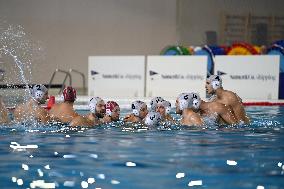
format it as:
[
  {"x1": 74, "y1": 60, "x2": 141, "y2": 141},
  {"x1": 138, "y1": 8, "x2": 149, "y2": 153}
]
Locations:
[{"x1": 0, "y1": 23, "x2": 44, "y2": 105}]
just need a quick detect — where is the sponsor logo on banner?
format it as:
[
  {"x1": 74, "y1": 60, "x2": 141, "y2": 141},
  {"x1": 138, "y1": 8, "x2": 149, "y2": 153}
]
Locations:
[
  {"x1": 216, "y1": 70, "x2": 276, "y2": 81},
  {"x1": 149, "y1": 70, "x2": 204, "y2": 80},
  {"x1": 91, "y1": 70, "x2": 142, "y2": 80}
]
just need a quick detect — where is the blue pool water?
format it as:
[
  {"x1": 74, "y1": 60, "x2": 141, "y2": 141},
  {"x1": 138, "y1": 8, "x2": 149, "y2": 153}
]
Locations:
[{"x1": 0, "y1": 106, "x2": 284, "y2": 189}]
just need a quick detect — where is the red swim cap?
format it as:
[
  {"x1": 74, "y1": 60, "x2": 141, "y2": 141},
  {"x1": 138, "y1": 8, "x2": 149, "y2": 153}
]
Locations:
[
  {"x1": 63, "y1": 86, "x2": 76, "y2": 102},
  {"x1": 105, "y1": 101, "x2": 119, "y2": 116}
]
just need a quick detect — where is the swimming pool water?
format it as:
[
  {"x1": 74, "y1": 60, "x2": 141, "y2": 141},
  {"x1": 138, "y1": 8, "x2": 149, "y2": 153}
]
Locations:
[{"x1": 0, "y1": 106, "x2": 284, "y2": 189}]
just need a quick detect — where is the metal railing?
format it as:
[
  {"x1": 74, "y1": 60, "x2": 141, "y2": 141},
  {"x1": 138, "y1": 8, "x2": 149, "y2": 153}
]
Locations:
[
  {"x1": 48, "y1": 69, "x2": 72, "y2": 94},
  {"x1": 48, "y1": 68, "x2": 86, "y2": 95}
]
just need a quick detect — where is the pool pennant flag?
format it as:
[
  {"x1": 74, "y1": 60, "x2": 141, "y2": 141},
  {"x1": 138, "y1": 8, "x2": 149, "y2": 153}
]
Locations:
[
  {"x1": 91, "y1": 70, "x2": 99, "y2": 76},
  {"x1": 217, "y1": 70, "x2": 227, "y2": 76},
  {"x1": 149, "y1": 70, "x2": 158, "y2": 76}
]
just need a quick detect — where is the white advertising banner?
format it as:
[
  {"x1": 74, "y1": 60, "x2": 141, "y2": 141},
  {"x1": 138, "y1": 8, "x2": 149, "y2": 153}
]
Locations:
[
  {"x1": 214, "y1": 55, "x2": 280, "y2": 100},
  {"x1": 88, "y1": 56, "x2": 145, "y2": 97},
  {"x1": 146, "y1": 56, "x2": 207, "y2": 98}
]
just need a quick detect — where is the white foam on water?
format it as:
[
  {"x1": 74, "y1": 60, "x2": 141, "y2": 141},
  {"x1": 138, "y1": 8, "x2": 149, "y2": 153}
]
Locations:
[
  {"x1": 257, "y1": 186, "x2": 265, "y2": 189},
  {"x1": 227, "y1": 160, "x2": 237, "y2": 166},
  {"x1": 11, "y1": 177, "x2": 17, "y2": 182},
  {"x1": 63, "y1": 154, "x2": 76, "y2": 158},
  {"x1": 81, "y1": 181, "x2": 88, "y2": 188},
  {"x1": 89, "y1": 154, "x2": 98, "y2": 159},
  {"x1": 44, "y1": 165, "x2": 50, "y2": 170},
  {"x1": 87, "y1": 178, "x2": 95, "y2": 184},
  {"x1": 63, "y1": 181, "x2": 75, "y2": 187},
  {"x1": 17, "y1": 179, "x2": 23, "y2": 186},
  {"x1": 126, "y1": 162, "x2": 136, "y2": 167},
  {"x1": 176, "y1": 173, "x2": 185, "y2": 179},
  {"x1": 30, "y1": 180, "x2": 55, "y2": 189},
  {"x1": 22, "y1": 164, "x2": 29, "y2": 170},
  {"x1": 10, "y1": 142, "x2": 38, "y2": 150},
  {"x1": 111, "y1": 180, "x2": 120, "y2": 185},
  {"x1": 97, "y1": 174, "x2": 105, "y2": 179},
  {"x1": 37, "y1": 169, "x2": 43, "y2": 177},
  {"x1": 188, "y1": 180, "x2": 202, "y2": 187},
  {"x1": 65, "y1": 135, "x2": 70, "y2": 138}
]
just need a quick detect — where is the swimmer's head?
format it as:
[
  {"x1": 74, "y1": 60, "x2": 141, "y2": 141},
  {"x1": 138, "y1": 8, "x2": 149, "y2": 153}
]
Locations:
[
  {"x1": 206, "y1": 75, "x2": 222, "y2": 94},
  {"x1": 131, "y1": 100, "x2": 148, "y2": 119},
  {"x1": 175, "y1": 93, "x2": 190, "y2": 114},
  {"x1": 31, "y1": 84, "x2": 48, "y2": 104},
  {"x1": 89, "y1": 97, "x2": 105, "y2": 118},
  {"x1": 156, "y1": 100, "x2": 171, "y2": 117},
  {"x1": 63, "y1": 86, "x2": 76, "y2": 103},
  {"x1": 150, "y1": 97, "x2": 164, "y2": 111},
  {"x1": 105, "y1": 101, "x2": 120, "y2": 121},
  {"x1": 144, "y1": 111, "x2": 162, "y2": 126}
]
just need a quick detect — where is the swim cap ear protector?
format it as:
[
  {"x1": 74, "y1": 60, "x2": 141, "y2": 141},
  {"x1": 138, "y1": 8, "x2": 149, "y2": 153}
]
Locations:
[
  {"x1": 105, "y1": 101, "x2": 119, "y2": 116},
  {"x1": 191, "y1": 93, "x2": 201, "y2": 110},
  {"x1": 34, "y1": 90, "x2": 44, "y2": 99},
  {"x1": 131, "y1": 100, "x2": 146, "y2": 117},
  {"x1": 212, "y1": 80, "x2": 220, "y2": 90},
  {"x1": 208, "y1": 75, "x2": 222, "y2": 90},
  {"x1": 31, "y1": 84, "x2": 48, "y2": 102},
  {"x1": 63, "y1": 86, "x2": 76, "y2": 102},
  {"x1": 89, "y1": 97, "x2": 103, "y2": 113},
  {"x1": 163, "y1": 101, "x2": 171, "y2": 114},
  {"x1": 150, "y1": 97, "x2": 164, "y2": 111},
  {"x1": 106, "y1": 109, "x2": 112, "y2": 116},
  {"x1": 144, "y1": 111, "x2": 162, "y2": 126}
]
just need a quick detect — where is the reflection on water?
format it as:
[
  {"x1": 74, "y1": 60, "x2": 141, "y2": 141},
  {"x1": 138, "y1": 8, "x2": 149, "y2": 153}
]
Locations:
[{"x1": 0, "y1": 106, "x2": 284, "y2": 189}]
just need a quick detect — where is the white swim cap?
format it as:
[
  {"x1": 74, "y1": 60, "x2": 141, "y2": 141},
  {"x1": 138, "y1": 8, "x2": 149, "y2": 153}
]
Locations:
[
  {"x1": 208, "y1": 75, "x2": 222, "y2": 90},
  {"x1": 89, "y1": 97, "x2": 104, "y2": 113},
  {"x1": 150, "y1": 97, "x2": 164, "y2": 111},
  {"x1": 31, "y1": 84, "x2": 48, "y2": 102},
  {"x1": 144, "y1": 111, "x2": 162, "y2": 126},
  {"x1": 177, "y1": 93, "x2": 191, "y2": 110},
  {"x1": 131, "y1": 100, "x2": 146, "y2": 116}
]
